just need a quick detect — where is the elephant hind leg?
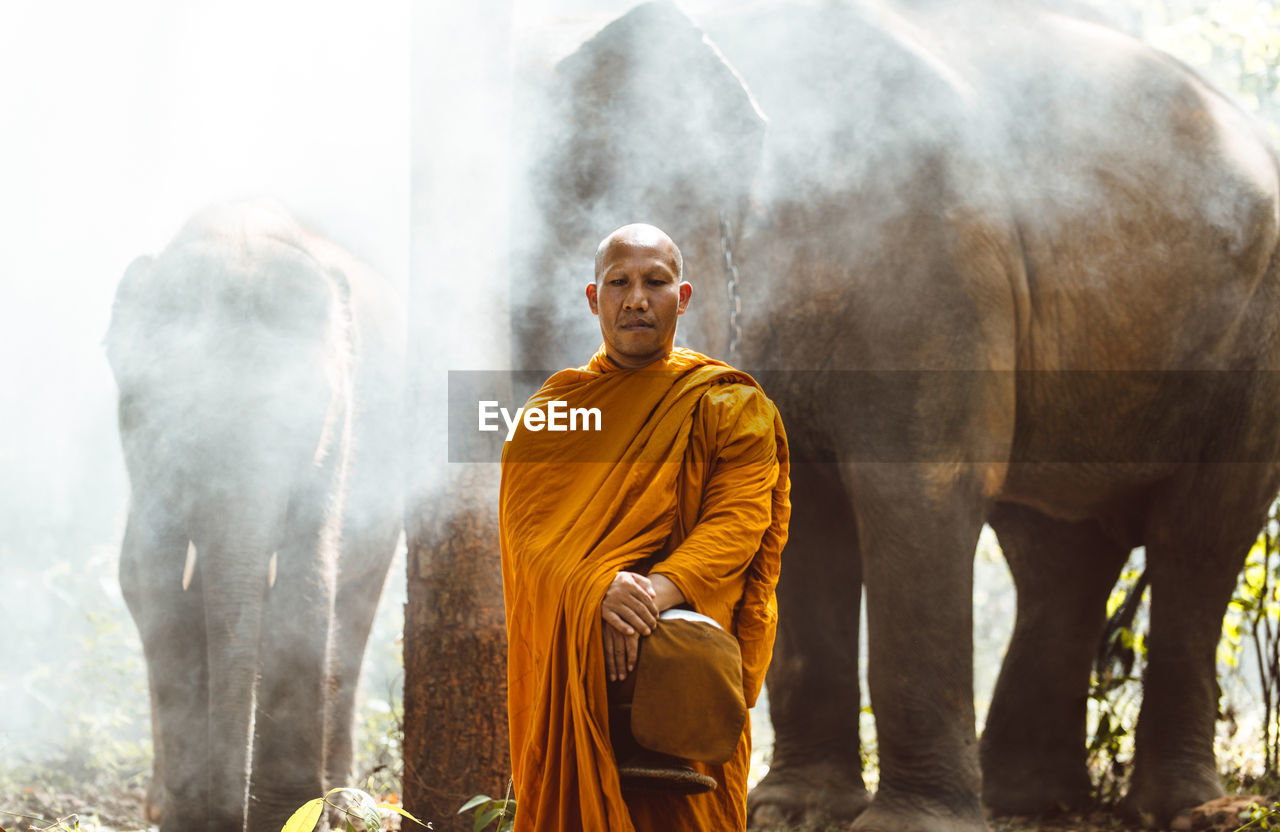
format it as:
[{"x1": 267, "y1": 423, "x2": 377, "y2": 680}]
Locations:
[
  {"x1": 980, "y1": 503, "x2": 1130, "y2": 816},
  {"x1": 748, "y1": 462, "x2": 869, "y2": 828},
  {"x1": 1123, "y1": 464, "x2": 1278, "y2": 826},
  {"x1": 324, "y1": 526, "x2": 401, "y2": 792}
]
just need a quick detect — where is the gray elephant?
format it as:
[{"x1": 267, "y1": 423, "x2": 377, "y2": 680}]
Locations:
[
  {"x1": 106, "y1": 201, "x2": 404, "y2": 832},
  {"x1": 512, "y1": 2, "x2": 1280, "y2": 829}
]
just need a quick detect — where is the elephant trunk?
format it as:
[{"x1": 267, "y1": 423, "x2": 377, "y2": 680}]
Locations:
[{"x1": 193, "y1": 495, "x2": 286, "y2": 831}]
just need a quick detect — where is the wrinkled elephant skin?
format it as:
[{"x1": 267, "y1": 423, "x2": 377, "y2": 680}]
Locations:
[
  {"x1": 106, "y1": 202, "x2": 404, "y2": 832},
  {"x1": 515, "y1": 2, "x2": 1280, "y2": 830}
]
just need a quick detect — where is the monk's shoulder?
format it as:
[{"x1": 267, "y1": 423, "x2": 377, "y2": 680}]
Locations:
[
  {"x1": 697, "y1": 380, "x2": 779, "y2": 456},
  {"x1": 700, "y1": 378, "x2": 775, "y2": 414}
]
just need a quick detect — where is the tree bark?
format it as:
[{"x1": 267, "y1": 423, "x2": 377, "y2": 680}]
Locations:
[{"x1": 404, "y1": 466, "x2": 509, "y2": 831}]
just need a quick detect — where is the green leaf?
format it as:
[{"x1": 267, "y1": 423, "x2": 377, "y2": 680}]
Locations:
[
  {"x1": 459, "y1": 795, "x2": 492, "y2": 814},
  {"x1": 279, "y1": 798, "x2": 325, "y2": 832},
  {"x1": 378, "y1": 804, "x2": 429, "y2": 827},
  {"x1": 347, "y1": 788, "x2": 384, "y2": 830},
  {"x1": 475, "y1": 805, "x2": 502, "y2": 832}
]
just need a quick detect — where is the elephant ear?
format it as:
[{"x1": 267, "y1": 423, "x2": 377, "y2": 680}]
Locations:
[
  {"x1": 104, "y1": 254, "x2": 155, "y2": 379},
  {"x1": 547, "y1": 0, "x2": 766, "y2": 225},
  {"x1": 513, "y1": 1, "x2": 767, "y2": 370}
]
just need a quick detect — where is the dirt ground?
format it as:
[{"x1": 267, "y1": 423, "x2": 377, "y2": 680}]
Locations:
[
  {"x1": 0, "y1": 786, "x2": 419, "y2": 832},
  {"x1": 751, "y1": 795, "x2": 1280, "y2": 832},
  {"x1": 987, "y1": 796, "x2": 1274, "y2": 832},
  {"x1": 0, "y1": 782, "x2": 152, "y2": 832},
  {"x1": 2, "y1": 789, "x2": 1274, "y2": 832},
  {"x1": 990, "y1": 795, "x2": 1278, "y2": 832}
]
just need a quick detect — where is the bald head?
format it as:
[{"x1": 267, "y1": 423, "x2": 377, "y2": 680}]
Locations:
[{"x1": 594, "y1": 223, "x2": 683, "y2": 284}]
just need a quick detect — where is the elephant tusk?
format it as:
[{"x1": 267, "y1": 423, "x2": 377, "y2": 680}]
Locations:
[
  {"x1": 268, "y1": 552, "x2": 278, "y2": 589},
  {"x1": 182, "y1": 542, "x2": 197, "y2": 591}
]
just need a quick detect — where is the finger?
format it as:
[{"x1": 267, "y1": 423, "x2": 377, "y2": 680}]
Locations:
[
  {"x1": 629, "y1": 597, "x2": 659, "y2": 629},
  {"x1": 621, "y1": 581, "x2": 660, "y2": 613},
  {"x1": 632, "y1": 586, "x2": 660, "y2": 616},
  {"x1": 603, "y1": 609, "x2": 636, "y2": 636},
  {"x1": 615, "y1": 631, "x2": 629, "y2": 682},
  {"x1": 631, "y1": 573, "x2": 656, "y2": 596},
  {"x1": 619, "y1": 605, "x2": 654, "y2": 636},
  {"x1": 603, "y1": 594, "x2": 647, "y2": 628},
  {"x1": 606, "y1": 627, "x2": 623, "y2": 682},
  {"x1": 626, "y1": 632, "x2": 639, "y2": 674}
]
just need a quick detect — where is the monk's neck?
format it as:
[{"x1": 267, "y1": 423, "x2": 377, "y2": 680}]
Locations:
[{"x1": 603, "y1": 348, "x2": 673, "y2": 371}]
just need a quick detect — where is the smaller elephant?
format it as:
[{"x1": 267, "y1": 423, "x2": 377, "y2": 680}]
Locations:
[{"x1": 106, "y1": 201, "x2": 404, "y2": 832}]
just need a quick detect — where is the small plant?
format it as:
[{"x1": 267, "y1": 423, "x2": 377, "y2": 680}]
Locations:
[
  {"x1": 0, "y1": 809, "x2": 82, "y2": 831},
  {"x1": 1221, "y1": 505, "x2": 1280, "y2": 778},
  {"x1": 1087, "y1": 558, "x2": 1150, "y2": 803},
  {"x1": 356, "y1": 681, "x2": 405, "y2": 799},
  {"x1": 458, "y1": 781, "x2": 515, "y2": 832},
  {"x1": 1234, "y1": 800, "x2": 1280, "y2": 831},
  {"x1": 280, "y1": 787, "x2": 427, "y2": 832}
]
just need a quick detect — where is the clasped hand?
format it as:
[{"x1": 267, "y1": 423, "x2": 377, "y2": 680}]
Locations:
[{"x1": 601, "y1": 571, "x2": 658, "y2": 683}]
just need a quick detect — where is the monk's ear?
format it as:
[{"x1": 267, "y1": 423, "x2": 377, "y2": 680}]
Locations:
[
  {"x1": 586, "y1": 281, "x2": 599, "y2": 315},
  {"x1": 678, "y1": 282, "x2": 691, "y2": 314}
]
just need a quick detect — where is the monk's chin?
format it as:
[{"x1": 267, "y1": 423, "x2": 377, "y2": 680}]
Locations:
[{"x1": 609, "y1": 336, "x2": 666, "y2": 361}]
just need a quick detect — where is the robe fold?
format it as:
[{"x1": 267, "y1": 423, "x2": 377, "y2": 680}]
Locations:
[{"x1": 499, "y1": 346, "x2": 790, "y2": 831}]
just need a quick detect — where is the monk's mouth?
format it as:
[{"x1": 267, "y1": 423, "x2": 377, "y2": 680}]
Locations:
[{"x1": 620, "y1": 321, "x2": 654, "y2": 329}]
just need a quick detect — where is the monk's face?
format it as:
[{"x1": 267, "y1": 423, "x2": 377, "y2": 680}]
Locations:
[{"x1": 586, "y1": 232, "x2": 691, "y2": 369}]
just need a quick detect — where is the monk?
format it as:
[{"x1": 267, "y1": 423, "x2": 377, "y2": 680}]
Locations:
[{"x1": 499, "y1": 223, "x2": 791, "y2": 831}]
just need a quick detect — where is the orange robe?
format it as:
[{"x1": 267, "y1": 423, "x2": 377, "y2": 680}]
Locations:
[{"x1": 499, "y1": 346, "x2": 790, "y2": 831}]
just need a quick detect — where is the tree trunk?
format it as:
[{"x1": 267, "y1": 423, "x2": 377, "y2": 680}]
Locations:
[{"x1": 404, "y1": 467, "x2": 509, "y2": 830}]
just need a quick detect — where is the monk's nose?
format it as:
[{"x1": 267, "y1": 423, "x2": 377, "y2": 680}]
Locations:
[{"x1": 624, "y1": 289, "x2": 647, "y2": 310}]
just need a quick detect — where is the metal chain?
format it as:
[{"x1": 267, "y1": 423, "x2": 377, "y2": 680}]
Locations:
[{"x1": 718, "y1": 210, "x2": 743, "y2": 365}]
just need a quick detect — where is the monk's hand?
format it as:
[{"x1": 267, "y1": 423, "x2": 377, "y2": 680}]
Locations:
[
  {"x1": 601, "y1": 571, "x2": 659, "y2": 637},
  {"x1": 603, "y1": 624, "x2": 641, "y2": 682}
]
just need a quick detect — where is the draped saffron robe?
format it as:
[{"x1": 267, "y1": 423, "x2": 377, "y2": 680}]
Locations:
[{"x1": 499, "y1": 346, "x2": 790, "y2": 831}]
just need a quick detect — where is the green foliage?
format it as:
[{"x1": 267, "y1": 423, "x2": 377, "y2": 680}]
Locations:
[
  {"x1": 278, "y1": 787, "x2": 428, "y2": 832},
  {"x1": 458, "y1": 782, "x2": 515, "y2": 832},
  {"x1": 858, "y1": 704, "x2": 879, "y2": 791},
  {"x1": 1235, "y1": 800, "x2": 1280, "y2": 831},
  {"x1": 0, "y1": 808, "x2": 84, "y2": 831},
  {"x1": 355, "y1": 551, "x2": 407, "y2": 799},
  {"x1": 1087, "y1": 558, "x2": 1150, "y2": 804},
  {"x1": 0, "y1": 555, "x2": 153, "y2": 828},
  {"x1": 356, "y1": 682, "x2": 404, "y2": 799},
  {"x1": 1219, "y1": 504, "x2": 1280, "y2": 779}
]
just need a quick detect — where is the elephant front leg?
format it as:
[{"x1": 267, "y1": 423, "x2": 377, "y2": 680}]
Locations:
[
  {"x1": 981, "y1": 504, "x2": 1129, "y2": 815},
  {"x1": 145, "y1": 606, "x2": 212, "y2": 832},
  {"x1": 119, "y1": 513, "x2": 211, "y2": 832},
  {"x1": 749, "y1": 463, "x2": 869, "y2": 828},
  {"x1": 851, "y1": 464, "x2": 988, "y2": 832}
]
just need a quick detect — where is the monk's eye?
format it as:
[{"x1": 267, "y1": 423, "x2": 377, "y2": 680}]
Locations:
[{"x1": 610, "y1": 278, "x2": 627, "y2": 286}]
